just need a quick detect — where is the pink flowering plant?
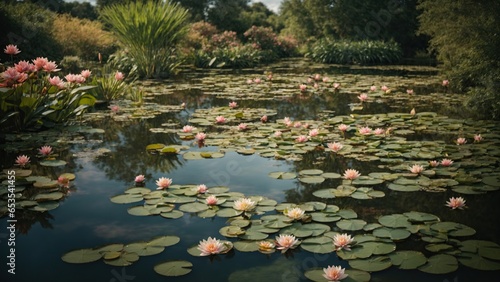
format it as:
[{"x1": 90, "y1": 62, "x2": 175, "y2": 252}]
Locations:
[{"x1": 0, "y1": 45, "x2": 97, "y2": 131}]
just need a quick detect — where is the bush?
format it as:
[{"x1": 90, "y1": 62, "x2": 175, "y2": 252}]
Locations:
[
  {"x1": 243, "y1": 25, "x2": 299, "y2": 59},
  {"x1": 307, "y1": 39, "x2": 402, "y2": 65},
  {"x1": 0, "y1": 49, "x2": 96, "y2": 132},
  {"x1": 99, "y1": 1, "x2": 189, "y2": 78},
  {"x1": 0, "y1": 3, "x2": 63, "y2": 61},
  {"x1": 52, "y1": 14, "x2": 117, "y2": 61},
  {"x1": 193, "y1": 44, "x2": 262, "y2": 68}
]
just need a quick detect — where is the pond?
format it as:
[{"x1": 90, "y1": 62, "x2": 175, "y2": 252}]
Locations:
[{"x1": 1, "y1": 59, "x2": 500, "y2": 282}]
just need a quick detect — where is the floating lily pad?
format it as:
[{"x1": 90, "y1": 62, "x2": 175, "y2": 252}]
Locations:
[
  {"x1": 378, "y1": 214, "x2": 411, "y2": 228},
  {"x1": 233, "y1": 241, "x2": 261, "y2": 252},
  {"x1": 418, "y1": 254, "x2": 458, "y2": 274},
  {"x1": 34, "y1": 191, "x2": 64, "y2": 201},
  {"x1": 389, "y1": 251, "x2": 427, "y2": 269},
  {"x1": 460, "y1": 240, "x2": 500, "y2": 260},
  {"x1": 179, "y1": 202, "x2": 209, "y2": 213},
  {"x1": 458, "y1": 253, "x2": 500, "y2": 270},
  {"x1": 349, "y1": 256, "x2": 392, "y2": 272},
  {"x1": 39, "y1": 160, "x2": 67, "y2": 167},
  {"x1": 336, "y1": 219, "x2": 367, "y2": 231},
  {"x1": 299, "y1": 169, "x2": 324, "y2": 176},
  {"x1": 300, "y1": 236, "x2": 334, "y2": 254},
  {"x1": 154, "y1": 260, "x2": 193, "y2": 277},
  {"x1": 268, "y1": 171, "x2": 297, "y2": 180},
  {"x1": 61, "y1": 249, "x2": 102, "y2": 264},
  {"x1": 110, "y1": 194, "x2": 144, "y2": 204},
  {"x1": 299, "y1": 176, "x2": 325, "y2": 184}
]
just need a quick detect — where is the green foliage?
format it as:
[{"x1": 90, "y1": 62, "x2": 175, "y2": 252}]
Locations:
[
  {"x1": 207, "y1": 0, "x2": 250, "y2": 35},
  {"x1": 99, "y1": 0, "x2": 190, "y2": 78},
  {"x1": 0, "y1": 3, "x2": 64, "y2": 61},
  {"x1": 244, "y1": 26, "x2": 298, "y2": 58},
  {"x1": 418, "y1": 0, "x2": 500, "y2": 119},
  {"x1": 88, "y1": 66, "x2": 130, "y2": 102},
  {"x1": 308, "y1": 39, "x2": 402, "y2": 65},
  {"x1": 193, "y1": 45, "x2": 262, "y2": 68}
]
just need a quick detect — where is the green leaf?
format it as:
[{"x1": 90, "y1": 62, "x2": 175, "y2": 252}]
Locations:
[{"x1": 154, "y1": 260, "x2": 193, "y2": 277}]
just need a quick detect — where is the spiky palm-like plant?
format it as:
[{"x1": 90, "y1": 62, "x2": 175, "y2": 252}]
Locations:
[{"x1": 100, "y1": 1, "x2": 189, "y2": 78}]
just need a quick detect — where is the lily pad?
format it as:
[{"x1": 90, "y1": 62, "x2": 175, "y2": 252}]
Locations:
[
  {"x1": 389, "y1": 251, "x2": 427, "y2": 269},
  {"x1": 268, "y1": 171, "x2": 297, "y2": 180},
  {"x1": 39, "y1": 160, "x2": 67, "y2": 167},
  {"x1": 61, "y1": 249, "x2": 102, "y2": 264},
  {"x1": 154, "y1": 260, "x2": 193, "y2": 277},
  {"x1": 418, "y1": 254, "x2": 458, "y2": 274},
  {"x1": 349, "y1": 256, "x2": 392, "y2": 272},
  {"x1": 336, "y1": 219, "x2": 367, "y2": 231}
]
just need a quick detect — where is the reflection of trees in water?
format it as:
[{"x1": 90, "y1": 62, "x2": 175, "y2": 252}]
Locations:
[
  {"x1": 91, "y1": 116, "x2": 185, "y2": 184},
  {"x1": 3, "y1": 210, "x2": 55, "y2": 234}
]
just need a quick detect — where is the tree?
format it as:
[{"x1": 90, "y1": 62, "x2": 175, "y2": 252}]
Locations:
[
  {"x1": 207, "y1": 0, "x2": 250, "y2": 34},
  {"x1": 418, "y1": 0, "x2": 500, "y2": 119},
  {"x1": 176, "y1": 0, "x2": 210, "y2": 22}
]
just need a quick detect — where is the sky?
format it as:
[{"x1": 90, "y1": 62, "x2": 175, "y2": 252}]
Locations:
[{"x1": 72, "y1": 0, "x2": 282, "y2": 13}]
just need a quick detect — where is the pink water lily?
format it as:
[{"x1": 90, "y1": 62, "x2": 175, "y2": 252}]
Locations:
[
  {"x1": 308, "y1": 129, "x2": 319, "y2": 137},
  {"x1": 43, "y1": 61, "x2": 60, "y2": 72},
  {"x1": 343, "y1": 169, "x2": 360, "y2": 180},
  {"x1": 442, "y1": 80, "x2": 449, "y2": 87},
  {"x1": 381, "y1": 85, "x2": 389, "y2": 92},
  {"x1": 407, "y1": 89, "x2": 414, "y2": 94},
  {"x1": 323, "y1": 265, "x2": 348, "y2": 281},
  {"x1": 441, "y1": 158, "x2": 454, "y2": 166},
  {"x1": 446, "y1": 196, "x2": 466, "y2": 210},
  {"x1": 296, "y1": 135, "x2": 308, "y2": 143},
  {"x1": 258, "y1": 241, "x2": 275, "y2": 252},
  {"x1": 429, "y1": 160, "x2": 439, "y2": 167},
  {"x1": 115, "y1": 71, "x2": 124, "y2": 81},
  {"x1": 206, "y1": 195, "x2": 218, "y2": 205},
  {"x1": 313, "y1": 74, "x2": 321, "y2": 81},
  {"x1": 58, "y1": 176, "x2": 70, "y2": 188},
  {"x1": 182, "y1": 125, "x2": 196, "y2": 133},
  {"x1": 456, "y1": 137, "x2": 467, "y2": 145},
  {"x1": 197, "y1": 184, "x2": 208, "y2": 194},
  {"x1": 48, "y1": 76, "x2": 65, "y2": 89},
  {"x1": 275, "y1": 234, "x2": 300, "y2": 252},
  {"x1": 370, "y1": 85, "x2": 377, "y2": 92},
  {"x1": 156, "y1": 177, "x2": 172, "y2": 190},
  {"x1": 4, "y1": 44, "x2": 20, "y2": 55},
  {"x1": 109, "y1": 105, "x2": 120, "y2": 113},
  {"x1": 327, "y1": 142, "x2": 343, "y2": 153},
  {"x1": 274, "y1": 131, "x2": 282, "y2": 138},
  {"x1": 15, "y1": 155, "x2": 30, "y2": 167},
  {"x1": 253, "y1": 78, "x2": 261, "y2": 84},
  {"x1": 39, "y1": 145, "x2": 53, "y2": 156},
  {"x1": 299, "y1": 84, "x2": 307, "y2": 91},
  {"x1": 260, "y1": 115, "x2": 268, "y2": 122},
  {"x1": 358, "y1": 93, "x2": 368, "y2": 102},
  {"x1": 197, "y1": 237, "x2": 226, "y2": 256},
  {"x1": 134, "y1": 175, "x2": 145, "y2": 183},
  {"x1": 195, "y1": 132, "x2": 207, "y2": 141},
  {"x1": 410, "y1": 108, "x2": 416, "y2": 115},
  {"x1": 238, "y1": 123, "x2": 248, "y2": 130},
  {"x1": 338, "y1": 124, "x2": 349, "y2": 132},
  {"x1": 359, "y1": 127, "x2": 372, "y2": 135},
  {"x1": 373, "y1": 128, "x2": 385, "y2": 135},
  {"x1": 409, "y1": 164, "x2": 425, "y2": 174},
  {"x1": 474, "y1": 134, "x2": 483, "y2": 142},
  {"x1": 322, "y1": 77, "x2": 329, "y2": 83},
  {"x1": 333, "y1": 83, "x2": 341, "y2": 90},
  {"x1": 229, "y1": 101, "x2": 237, "y2": 108},
  {"x1": 14, "y1": 61, "x2": 33, "y2": 73},
  {"x1": 80, "y1": 69, "x2": 91, "y2": 78},
  {"x1": 215, "y1": 116, "x2": 226, "y2": 124},
  {"x1": 333, "y1": 233, "x2": 354, "y2": 251}
]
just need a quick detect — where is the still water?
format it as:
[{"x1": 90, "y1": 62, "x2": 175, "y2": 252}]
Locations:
[{"x1": 1, "y1": 60, "x2": 499, "y2": 282}]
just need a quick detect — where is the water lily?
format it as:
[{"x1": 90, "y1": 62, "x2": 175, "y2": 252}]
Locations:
[
  {"x1": 381, "y1": 85, "x2": 389, "y2": 92},
  {"x1": 134, "y1": 175, "x2": 145, "y2": 183},
  {"x1": 182, "y1": 125, "x2": 196, "y2": 133},
  {"x1": 197, "y1": 184, "x2": 208, "y2": 194},
  {"x1": 33, "y1": 57, "x2": 48, "y2": 70},
  {"x1": 4, "y1": 44, "x2": 20, "y2": 55},
  {"x1": 327, "y1": 142, "x2": 343, "y2": 153},
  {"x1": 429, "y1": 160, "x2": 439, "y2": 167},
  {"x1": 442, "y1": 79, "x2": 449, "y2": 87},
  {"x1": 285, "y1": 207, "x2": 305, "y2": 220},
  {"x1": 308, "y1": 129, "x2": 319, "y2": 137},
  {"x1": 299, "y1": 84, "x2": 307, "y2": 91},
  {"x1": 373, "y1": 128, "x2": 385, "y2": 135},
  {"x1": 15, "y1": 155, "x2": 30, "y2": 167},
  {"x1": 333, "y1": 233, "x2": 354, "y2": 251},
  {"x1": 109, "y1": 105, "x2": 120, "y2": 113},
  {"x1": 296, "y1": 135, "x2": 308, "y2": 143},
  {"x1": 39, "y1": 145, "x2": 53, "y2": 156},
  {"x1": 181, "y1": 102, "x2": 186, "y2": 108},
  {"x1": 456, "y1": 137, "x2": 467, "y2": 145},
  {"x1": 229, "y1": 101, "x2": 237, "y2": 108},
  {"x1": 338, "y1": 124, "x2": 349, "y2": 132},
  {"x1": 58, "y1": 176, "x2": 70, "y2": 188},
  {"x1": 48, "y1": 76, "x2": 65, "y2": 89},
  {"x1": 323, "y1": 265, "x2": 348, "y2": 281},
  {"x1": 407, "y1": 89, "x2": 414, "y2": 94},
  {"x1": 333, "y1": 83, "x2": 341, "y2": 90},
  {"x1": 441, "y1": 158, "x2": 454, "y2": 166},
  {"x1": 115, "y1": 71, "x2": 124, "y2": 81},
  {"x1": 258, "y1": 241, "x2": 275, "y2": 252},
  {"x1": 233, "y1": 198, "x2": 256, "y2": 212},
  {"x1": 80, "y1": 69, "x2": 91, "y2": 78},
  {"x1": 358, "y1": 127, "x2": 372, "y2": 135},
  {"x1": 261, "y1": 115, "x2": 268, "y2": 122},
  {"x1": 409, "y1": 164, "x2": 425, "y2": 174},
  {"x1": 410, "y1": 108, "x2": 416, "y2": 115},
  {"x1": 274, "y1": 131, "x2": 282, "y2": 138},
  {"x1": 322, "y1": 77, "x2": 329, "y2": 83},
  {"x1": 314, "y1": 74, "x2": 321, "y2": 81},
  {"x1": 446, "y1": 196, "x2": 466, "y2": 210},
  {"x1": 474, "y1": 134, "x2": 483, "y2": 142},
  {"x1": 238, "y1": 123, "x2": 248, "y2": 131},
  {"x1": 197, "y1": 237, "x2": 226, "y2": 256},
  {"x1": 205, "y1": 195, "x2": 218, "y2": 205},
  {"x1": 343, "y1": 169, "x2": 361, "y2": 180},
  {"x1": 156, "y1": 177, "x2": 172, "y2": 190},
  {"x1": 246, "y1": 79, "x2": 253, "y2": 84},
  {"x1": 293, "y1": 121, "x2": 303, "y2": 128},
  {"x1": 254, "y1": 78, "x2": 261, "y2": 84},
  {"x1": 195, "y1": 132, "x2": 207, "y2": 141},
  {"x1": 370, "y1": 85, "x2": 377, "y2": 92},
  {"x1": 358, "y1": 93, "x2": 368, "y2": 102},
  {"x1": 215, "y1": 115, "x2": 226, "y2": 123},
  {"x1": 275, "y1": 234, "x2": 300, "y2": 252}
]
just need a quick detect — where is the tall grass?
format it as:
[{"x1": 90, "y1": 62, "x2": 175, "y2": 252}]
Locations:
[
  {"x1": 308, "y1": 39, "x2": 402, "y2": 65},
  {"x1": 99, "y1": 0, "x2": 189, "y2": 78}
]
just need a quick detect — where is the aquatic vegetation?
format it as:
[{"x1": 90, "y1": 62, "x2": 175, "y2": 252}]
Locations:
[
  {"x1": 322, "y1": 265, "x2": 348, "y2": 281},
  {"x1": 197, "y1": 237, "x2": 227, "y2": 256},
  {"x1": 333, "y1": 233, "x2": 354, "y2": 251},
  {"x1": 275, "y1": 234, "x2": 300, "y2": 253},
  {"x1": 446, "y1": 196, "x2": 467, "y2": 210}
]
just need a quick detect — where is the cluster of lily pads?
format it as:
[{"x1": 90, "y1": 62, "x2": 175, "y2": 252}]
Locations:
[{"x1": 105, "y1": 179, "x2": 500, "y2": 279}]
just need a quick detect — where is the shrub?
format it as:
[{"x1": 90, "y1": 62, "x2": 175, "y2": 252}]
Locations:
[
  {"x1": 0, "y1": 48, "x2": 96, "y2": 132},
  {"x1": 88, "y1": 66, "x2": 130, "y2": 102},
  {"x1": 243, "y1": 26, "x2": 299, "y2": 58},
  {"x1": 99, "y1": 1, "x2": 189, "y2": 78},
  {"x1": 193, "y1": 45, "x2": 262, "y2": 68},
  {"x1": 308, "y1": 39, "x2": 402, "y2": 65},
  {"x1": 52, "y1": 14, "x2": 117, "y2": 61}
]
